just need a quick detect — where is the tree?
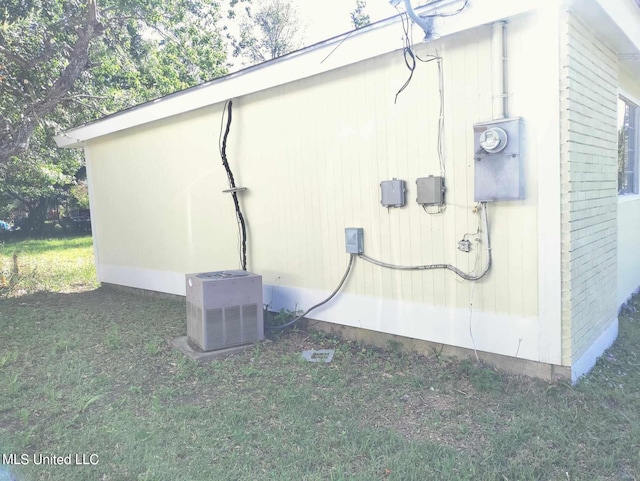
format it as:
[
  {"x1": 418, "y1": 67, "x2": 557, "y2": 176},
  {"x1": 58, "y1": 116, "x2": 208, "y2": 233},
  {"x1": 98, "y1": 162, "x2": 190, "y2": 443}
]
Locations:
[
  {"x1": 1, "y1": 0, "x2": 229, "y2": 232},
  {"x1": 232, "y1": 0, "x2": 304, "y2": 65},
  {"x1": 0, "y1": 130, "x2": 80, "y2": 233},
  {"x1": 0, "y1": 0, "x2": 228, "y2": 168},
  {"x1": 0, "y1": 0, "x2": 104, "y2": 166},
  {"x1": 350, "y1": 0, "x2": 371, "y2": 29}
]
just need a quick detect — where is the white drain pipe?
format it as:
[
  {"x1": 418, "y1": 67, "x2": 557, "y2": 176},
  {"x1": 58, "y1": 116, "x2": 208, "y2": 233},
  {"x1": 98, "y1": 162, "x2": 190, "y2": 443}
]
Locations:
[{"x1": 492, "y1": 21, "x2": 508, "y2": 119}]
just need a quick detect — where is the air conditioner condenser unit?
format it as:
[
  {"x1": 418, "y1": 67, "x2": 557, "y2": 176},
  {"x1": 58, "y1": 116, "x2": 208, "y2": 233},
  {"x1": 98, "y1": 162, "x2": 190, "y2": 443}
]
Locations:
[{"x1": 185, "y1": 270, "x2": 264, "y2": 351}]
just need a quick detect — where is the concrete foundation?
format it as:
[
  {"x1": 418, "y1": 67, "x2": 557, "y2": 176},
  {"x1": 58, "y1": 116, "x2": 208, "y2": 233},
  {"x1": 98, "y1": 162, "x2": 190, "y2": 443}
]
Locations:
[
  {"x1": 306, "y1": 319, "x2": 572, "y2": 383},
  {"x1": 170, "y1": 336, "x2": 255, "y2": 363}
]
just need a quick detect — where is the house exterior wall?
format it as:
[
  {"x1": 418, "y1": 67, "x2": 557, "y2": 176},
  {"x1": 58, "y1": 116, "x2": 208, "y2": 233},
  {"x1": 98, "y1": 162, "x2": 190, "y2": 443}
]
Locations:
[
  {"x1": 83, "y1": 12, "x2": 565, "y2": 364},
  {"x1": 85, "y1": 106, "x2": 241, "y2": 293},
  {"x1": 559, "y1": 11, "x2": 619, "y2": 371},
  {"x1": 617, "y1": 67, "x2": 640, "y2": 307}
]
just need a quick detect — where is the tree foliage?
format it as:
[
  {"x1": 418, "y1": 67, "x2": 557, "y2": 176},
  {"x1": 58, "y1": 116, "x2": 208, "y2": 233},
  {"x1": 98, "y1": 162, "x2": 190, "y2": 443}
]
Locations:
[
  {"x1": 0, "y1": 127, "x2": 82, "y2": 232},
  {"x1": 0, "y1": 0, "x2": 104, "y2": 165},
  {"x1": 0, "y1": 0, "x2": 229, "y2": 231},
  {"x1": 350, "y1": 0, "x2": 371, "y2": 29},
  {"x1": 232, "y1": 0, "x2": 304, "y2": 65},
  {"x1": 1, "y1": 0, "x2": 227, "y2": 148}
]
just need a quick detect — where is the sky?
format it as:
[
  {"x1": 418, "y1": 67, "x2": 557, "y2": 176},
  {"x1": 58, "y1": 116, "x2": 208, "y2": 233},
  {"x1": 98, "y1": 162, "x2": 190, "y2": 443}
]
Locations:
[
  {"x1": 295, "y1": 0, "x2": 399, "y2": 45},
  {"x1": 225, "y1": 0, "x2": 403, "y2": 69},
  {"x1": 225, "y1": 0, "x2": 436, "y2": 70}
]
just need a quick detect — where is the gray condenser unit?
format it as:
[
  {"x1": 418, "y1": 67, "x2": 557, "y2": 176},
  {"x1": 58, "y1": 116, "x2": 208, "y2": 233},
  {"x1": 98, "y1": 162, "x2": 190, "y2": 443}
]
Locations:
[{"x1": 185, "y1": 270, "x2": 264, "y2": 351}]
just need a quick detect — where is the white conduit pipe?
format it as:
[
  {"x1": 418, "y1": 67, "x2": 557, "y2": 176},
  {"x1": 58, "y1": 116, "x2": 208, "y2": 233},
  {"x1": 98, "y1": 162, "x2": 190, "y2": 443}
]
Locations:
[
  {"x1": 492, "y1": 21, "x2": 508, "y2": 119},
  {"x1": 402, "y1": 0, "x2": 434, "y2": 39}
]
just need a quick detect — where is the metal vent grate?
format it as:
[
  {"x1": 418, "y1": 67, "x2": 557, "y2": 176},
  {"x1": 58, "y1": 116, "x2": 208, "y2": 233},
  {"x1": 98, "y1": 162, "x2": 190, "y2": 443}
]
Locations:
[
  {"x1": 224, "y1": 306, "x2": 242, "y2": 346},
  {"x1": 205, "y1": 308, "x2": 224, "y2": 350},
  {"x1": 242, "y1": 304, "x2": 258, "y2": 341}
]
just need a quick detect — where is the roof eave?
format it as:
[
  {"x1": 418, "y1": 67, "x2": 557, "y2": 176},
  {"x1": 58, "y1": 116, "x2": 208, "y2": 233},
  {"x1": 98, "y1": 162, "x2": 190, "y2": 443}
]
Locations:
[{"x1": 56, "y1": 0, "x2": 545, "y2": 149}]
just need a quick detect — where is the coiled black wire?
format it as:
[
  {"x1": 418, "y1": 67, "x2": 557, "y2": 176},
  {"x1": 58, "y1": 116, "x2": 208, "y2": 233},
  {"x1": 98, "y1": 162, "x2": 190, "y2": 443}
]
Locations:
[{"x1": 219, "y1": 99, "x2": 248, "y2": 271}]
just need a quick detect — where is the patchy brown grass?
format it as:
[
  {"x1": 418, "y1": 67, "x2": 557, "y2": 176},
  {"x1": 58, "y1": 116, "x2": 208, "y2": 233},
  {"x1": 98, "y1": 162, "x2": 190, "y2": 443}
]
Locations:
[{"x1": 1, "y1": 237, "x2": 639, "y2": 480}]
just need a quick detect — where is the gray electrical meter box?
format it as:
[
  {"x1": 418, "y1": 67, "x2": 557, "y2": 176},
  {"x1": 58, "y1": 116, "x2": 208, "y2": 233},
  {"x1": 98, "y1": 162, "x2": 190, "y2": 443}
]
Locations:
[
  {"x1": 380, "y1": 179, "x2": 406, "y2": 207},
  {"x1": 416, "y1": 176, "x2": 445, "y2": 205},
  {"x1": 473, "y1": 117, "x2": 523, "y2": 201},
  {"x1": 345, "y1": 227, "x2": 364, "y2": 254}
]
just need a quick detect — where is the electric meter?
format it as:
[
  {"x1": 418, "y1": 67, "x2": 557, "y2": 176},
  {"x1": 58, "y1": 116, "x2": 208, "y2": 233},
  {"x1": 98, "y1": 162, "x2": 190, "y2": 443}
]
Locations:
[
  {"x1": 478, "y1": 127, "x2": 508, "y2": 153},
  {"x1": 473, "y1": 118, "x2": 523, "y2": 201}
]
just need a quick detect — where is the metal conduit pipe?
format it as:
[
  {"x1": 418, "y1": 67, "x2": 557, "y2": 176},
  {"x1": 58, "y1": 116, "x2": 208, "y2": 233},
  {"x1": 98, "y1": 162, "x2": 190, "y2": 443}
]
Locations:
[{"x1": 358, "y1": 202, "x2": 492, "y2": 281}]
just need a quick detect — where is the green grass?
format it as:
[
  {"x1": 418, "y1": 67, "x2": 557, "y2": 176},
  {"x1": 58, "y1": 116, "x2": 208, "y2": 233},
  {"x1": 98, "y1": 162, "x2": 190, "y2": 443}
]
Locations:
[
  {"x1": 1, "y1": 237, "x2": 640, "y2": 480},
  {"x1": 0, "y1": 235, "x2": 98, "y2": 295}
]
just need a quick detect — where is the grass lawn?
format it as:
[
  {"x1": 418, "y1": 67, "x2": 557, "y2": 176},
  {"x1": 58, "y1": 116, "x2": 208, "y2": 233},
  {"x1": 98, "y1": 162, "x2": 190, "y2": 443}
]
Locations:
[{"x1": 1, "y1": 236, "x2": 639, "y2": 480}]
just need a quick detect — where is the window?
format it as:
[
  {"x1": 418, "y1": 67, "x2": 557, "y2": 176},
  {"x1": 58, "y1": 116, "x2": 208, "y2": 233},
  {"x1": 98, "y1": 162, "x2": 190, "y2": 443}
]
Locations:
[{"x1": 618, "y1": 96, "x2": 639, "y2": 195}]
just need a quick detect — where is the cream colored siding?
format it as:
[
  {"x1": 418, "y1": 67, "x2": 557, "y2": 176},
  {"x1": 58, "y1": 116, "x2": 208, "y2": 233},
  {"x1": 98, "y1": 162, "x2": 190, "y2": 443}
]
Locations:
[
  {"x1": 57, "y1": 1, "x2": 640, "y2": 377},
  {"x1": 86, "y1": 106, "x2": 240, "y2": 275},
  {"x1": 232, "y1": 21, "x2": 539, "y2": 312},
  {"x1": 85, "y1": 13, "x2": 558, "y2": 362},
  {"x1": 559, "y1": 12, "x2": 619, "y2": 365},
  {"x1": 617, "y1": 68, "x2": 640, "y2": 307}
]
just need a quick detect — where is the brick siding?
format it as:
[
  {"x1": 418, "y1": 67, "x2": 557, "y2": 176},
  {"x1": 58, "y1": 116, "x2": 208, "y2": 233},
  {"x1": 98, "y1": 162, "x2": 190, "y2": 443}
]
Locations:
[{"x1": 559, "y1": 12, "x2": 619, "y2": 365}]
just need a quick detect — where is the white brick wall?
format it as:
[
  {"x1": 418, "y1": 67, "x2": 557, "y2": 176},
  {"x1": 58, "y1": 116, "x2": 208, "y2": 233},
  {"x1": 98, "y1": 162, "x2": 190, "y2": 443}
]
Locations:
[{"x1": 560, "y1": 12, "x2": 619, "y2": 366}]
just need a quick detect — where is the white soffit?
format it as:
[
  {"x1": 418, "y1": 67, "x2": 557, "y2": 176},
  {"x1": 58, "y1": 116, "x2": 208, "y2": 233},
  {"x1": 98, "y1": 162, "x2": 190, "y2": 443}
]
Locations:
[
  {"x1": 56, "y1": 0, "x2": 543, "y2": 148},
  {"x1": 579, "y1": 0, "x2": 640, "y2": 75},
  {"x1": 594, "y1": 0, "x2": 640, "y2": 52}
]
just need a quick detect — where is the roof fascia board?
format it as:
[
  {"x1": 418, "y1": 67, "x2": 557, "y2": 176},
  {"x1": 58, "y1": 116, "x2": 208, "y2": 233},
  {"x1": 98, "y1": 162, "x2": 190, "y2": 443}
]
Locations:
[
  {"x1": 56, "y1": 0, "x2": 541, "y2": 148},
  {"x1": 593, "y1": 0, "x2": 640, "y2": 52},
  {"x1": 571, "y1": 0, "x2": 640, "y2": 77}
]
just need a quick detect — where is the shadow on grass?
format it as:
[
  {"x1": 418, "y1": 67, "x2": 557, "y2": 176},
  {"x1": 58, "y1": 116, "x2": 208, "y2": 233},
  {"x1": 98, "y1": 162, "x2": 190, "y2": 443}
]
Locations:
[{"x1": 0, "y1": 287, "x2": 639, "y2": 481}]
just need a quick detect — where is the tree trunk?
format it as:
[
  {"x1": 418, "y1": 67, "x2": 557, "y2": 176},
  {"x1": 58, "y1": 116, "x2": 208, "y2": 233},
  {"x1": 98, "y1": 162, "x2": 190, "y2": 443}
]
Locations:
[
  {"x1": 0, "y1": 0, "x2": 103, "y2": 165},
  {"x1": 23, "y1": 198, "x2": 49, "y2": 236}
]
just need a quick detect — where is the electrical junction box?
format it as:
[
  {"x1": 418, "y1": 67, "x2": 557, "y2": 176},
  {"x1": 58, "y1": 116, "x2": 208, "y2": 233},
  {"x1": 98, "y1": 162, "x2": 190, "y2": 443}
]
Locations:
[
  {"x1": 458, "y1": 239, "x2": 472, "y2": 252},
  {"x1": 345, "y1": 227, "x2": 364, "y2": 254},
  {"x1": 416, "y1": 176, "x2": 445, "y2": 205},
  {"x1": 474, "y1": 117, "x2": 523, "y2": 201},
  {"x1": 185, "y1": 270, "x2": 264, "y2": 351},
  {"x1": 380, "y1": 179, "x2": 406, "y2": 207}
]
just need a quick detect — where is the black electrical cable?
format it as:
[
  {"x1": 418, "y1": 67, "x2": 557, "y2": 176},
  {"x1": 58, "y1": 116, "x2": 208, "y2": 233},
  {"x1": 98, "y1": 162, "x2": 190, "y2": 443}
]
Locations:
[
  {"x1": 394, "y1": 12, "x2": 438, "y2": 103},
  {"x1": 431, "y1": 0, "x2": 469, "y2": 17},
  {"x1": 219, "y1": 99, "x2": 248, "y2": 271},
  {"x1": 394, "y1": 12, "x2": 415, "y2": 104},
  {"x1": 394, "y1": 42, "x2": 416, "y2": 104},
  {"x1": 393, "y1": 0, "x2": 467, "y2": 103},
  {"x1": 265, "y1": 254, "x2": 356, "y2": 330}
]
